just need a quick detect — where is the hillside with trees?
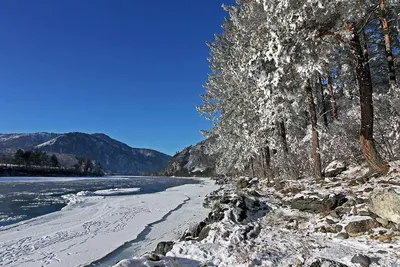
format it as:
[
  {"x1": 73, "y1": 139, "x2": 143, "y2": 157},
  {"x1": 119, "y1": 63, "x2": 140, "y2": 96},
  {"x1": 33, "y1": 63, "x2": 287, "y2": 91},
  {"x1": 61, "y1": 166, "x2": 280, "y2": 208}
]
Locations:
[
  {"x1": 0, "y1": 149, "x2": 103, "y2": 177},
  {"x1": 0, "y1": 132, "x2": 171, "y2": 175}
]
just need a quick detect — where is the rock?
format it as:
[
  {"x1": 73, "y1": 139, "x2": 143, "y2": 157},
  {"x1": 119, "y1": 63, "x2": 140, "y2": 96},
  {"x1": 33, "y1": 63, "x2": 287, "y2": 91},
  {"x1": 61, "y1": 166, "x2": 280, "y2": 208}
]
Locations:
[
  {"x1": 181, "y1": 220, "x2": 209, "y2": 241},
  {"x1": 377, "y1": 250, "x2": 388, "y2": 254},
  {"x1": 191, "y1": 221, "x2": 207, "y2": 238},
  {"x1": 206, "y1": 206, "x2": 226, "y2": 223},
  {"x1": 236, "y1": 196, "x2": 248, "y2": 222},
  {"x1": 369, "y1": 189, "x2": 400, "y2": 224},
  {"x1": 310, "y1": 258, "x2": 348, "y2": 267},
  {"x1": 330, "y1": 210, "x2": 340, "y2": 219},
  {"x1": 364, "y1": 187, "x2": 374, "y2": 193},
  {"x1": 351, "y1": 254, "x2": 371, "y2": 267},
  {"x1": 345, "y1": 219, "x2": 379, "y2": 237},
  {"x1": 222, "y1": 230, "x2": 231, "y2": 239},
  {"x1": 249, "y1": 178, "x2": 259, "y2": 185},
  {"x1": 356, "y1": 198, "x2": 366, "y2": 204},
  {"x1": 318, "y1": 226, "x2": 336, "y2": 233},
  {"x1": 348, "y1": 179, "x2": 358, "y2": 186},
  {"x1": 290, "y1": 194, "x2": 347, "y2": 214},
  {"x1": 324, "y1": 160, "x2": 347, "y2": 177},
  {"x1": 197, "y1": 226, "x2": 211, "y2": 241},
  {"x1": 352, "y1": 205, "x2": 359, "y2": 216},
  {"x1": 326, "y1": 226, "x2": 337, "y2": 233},
  {"x1": 248, "y1": 190, "x2": 262, "y2": 197},
  {"x1": 388, "y1": 222, "x2": 397, "y2": 230},
  {"x1": 180, "y1": 230, "x2": 192, "y2": 241},
  {"x1": 326, "y1": 218, "x2": 336, "y2": 225},
  {"x1": 243, "y1": 224, "x2": 261, "y2": 240},
  {"x1": 376, "y1": 233, "x2": 394, "y2": 243},
  {"x1": 359, "y1": 210, "x2": 370, "y2": 216},
  {"x1": 336, "y1": 232, "x2": 349, "y2": 239},
  {"x1": 273, "y1": 180, "x2": 286, "y2": 191},
  {"x1": 323, "y1": 194, "x2": 348, "y2": 211},
  {"x1": 356, "y1": 176, "x2": 366, "y2": 184},
  {"x1": 154, "y1": 241, "x2": 174, "y2": 256},
  {"x1": 343, "y1": 197, "x2": 356, "y2": 207},
  {"x1": 290, "y1": 197, "x2": 323, "y2": 213},
  {"x1": 376, "y1": 217, "x2": 389, "y2": 227},
  {"x1": 378, "y1": 229, "x2": 387, "y2": 235},
  {"x1": 335, "y1": 225, "x2": 343, "y2": 233},
  {"x1": 148, "y1": 253, "x2": 161, "y2": 261},
  {"x1": 252, "y1": 198, "x2": 261, "y2": 208},
  {"x1": 220, "y1": 195, "x2": 231, "y2": 204},
  {"x1": 237, "y1": 177, "x2": 250, "y2": 189}
]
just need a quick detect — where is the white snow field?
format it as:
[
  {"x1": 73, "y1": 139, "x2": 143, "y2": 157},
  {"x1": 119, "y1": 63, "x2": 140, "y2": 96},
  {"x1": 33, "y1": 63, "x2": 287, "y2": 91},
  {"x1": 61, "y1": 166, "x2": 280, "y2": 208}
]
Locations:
[{"x1": 0, "y1": 178, "x2": 218, "y2": 267}]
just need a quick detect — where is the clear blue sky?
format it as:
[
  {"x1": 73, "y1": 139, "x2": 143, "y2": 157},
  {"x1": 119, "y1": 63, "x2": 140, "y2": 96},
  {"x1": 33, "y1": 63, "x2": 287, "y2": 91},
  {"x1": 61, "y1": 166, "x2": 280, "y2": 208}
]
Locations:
[{"x1": 0, "y1": 0, "x2": 234, "y2": 155}]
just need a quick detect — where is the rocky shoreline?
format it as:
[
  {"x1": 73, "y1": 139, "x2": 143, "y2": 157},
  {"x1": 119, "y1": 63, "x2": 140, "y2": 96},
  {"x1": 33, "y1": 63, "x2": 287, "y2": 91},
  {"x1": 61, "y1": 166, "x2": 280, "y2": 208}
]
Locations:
[{"x1": 115, "y1": 161, "x2": 400, "y2": 267}]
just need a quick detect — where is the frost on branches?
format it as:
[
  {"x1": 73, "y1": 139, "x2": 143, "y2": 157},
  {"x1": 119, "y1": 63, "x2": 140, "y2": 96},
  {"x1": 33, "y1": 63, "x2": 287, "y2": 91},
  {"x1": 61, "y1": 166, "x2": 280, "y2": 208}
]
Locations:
[{"x1": 198, "y1": 0, "x2": 400, "y2": 178}]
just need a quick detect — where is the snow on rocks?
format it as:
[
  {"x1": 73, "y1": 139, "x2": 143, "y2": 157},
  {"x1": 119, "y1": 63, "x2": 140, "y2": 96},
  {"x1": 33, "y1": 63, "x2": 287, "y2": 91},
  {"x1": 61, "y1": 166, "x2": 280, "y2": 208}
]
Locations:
[
  {"x1": 351, "y1": 254, "x2": 372, "y2": 267},
  {"x1": 344, "y1": 216, "x2": 380, "y2": 237},
  {"x1": 369, "y1": 188, "x2": 400, "y2": 224},
  {"x1": 288, "y1": 193, "x2": 347, "y2": 214},
  {"x1": 114, "y1": 163, "x2": 400, "y2": 267},
  {"x1": 154, "y1": 241, "x2": 175, "y2": 256},
  {"x1": 114, "y1": 254, "x2": 197, "y2": 267},
  {"x1": 324, "y1": 160, "x2": 347, "y2": 177}
]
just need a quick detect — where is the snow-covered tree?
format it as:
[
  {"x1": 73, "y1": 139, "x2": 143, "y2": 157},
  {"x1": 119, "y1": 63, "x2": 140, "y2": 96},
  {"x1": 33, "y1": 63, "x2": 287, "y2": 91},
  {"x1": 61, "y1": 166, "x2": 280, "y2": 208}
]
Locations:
[{"x1": 199, "y1": 0, "x2": 400, "y2": 178}]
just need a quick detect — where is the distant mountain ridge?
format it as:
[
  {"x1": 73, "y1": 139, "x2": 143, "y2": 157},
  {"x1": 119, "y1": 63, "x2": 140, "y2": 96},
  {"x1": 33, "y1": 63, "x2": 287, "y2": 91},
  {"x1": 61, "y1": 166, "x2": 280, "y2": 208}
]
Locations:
[
  {"x1": 162, "y1": 138, "x2": 216, "y2": 177},
  {"x1": 0, "y1": 132, "x2": 171, "y2": 175}
]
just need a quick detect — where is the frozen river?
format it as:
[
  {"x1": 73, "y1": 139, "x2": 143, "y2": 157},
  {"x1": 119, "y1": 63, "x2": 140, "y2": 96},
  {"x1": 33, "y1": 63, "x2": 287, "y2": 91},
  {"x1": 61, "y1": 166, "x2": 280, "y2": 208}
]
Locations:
[{"x1": 0, "y1": 176, "x2": 199, "y2": 227}]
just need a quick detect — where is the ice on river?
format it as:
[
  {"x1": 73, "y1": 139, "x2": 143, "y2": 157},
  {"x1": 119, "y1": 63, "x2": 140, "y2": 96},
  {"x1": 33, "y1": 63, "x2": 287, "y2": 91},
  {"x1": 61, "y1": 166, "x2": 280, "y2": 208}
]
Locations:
[{"x1": 0, "y1": 178, "x2": 218, "y2": 267}]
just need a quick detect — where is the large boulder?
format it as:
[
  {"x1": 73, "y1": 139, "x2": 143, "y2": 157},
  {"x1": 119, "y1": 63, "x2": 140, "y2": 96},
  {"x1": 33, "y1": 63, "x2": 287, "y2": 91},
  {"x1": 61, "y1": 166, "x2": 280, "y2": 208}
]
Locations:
[
  {"x1": 369, "y1": 188, "x2": 400, "y2": 224},
  {"x1": 290, "y1": 194, "x2": 347, "y2": 214},
  {"x1": 310, "y1": 258, "x2": 348, "y2": 267},
  {"x1": 345, "y1": 218, "x2": 379, "y2": 237},
  {"x1": 324, "y1": 160, "x2": 347, "y2": 177},
  {"x1": 351, "y1": 254, "x2": 371, "y2": 267},
  {"x1": 154, "y1": 241, "x2": 174, "y2": 255}
]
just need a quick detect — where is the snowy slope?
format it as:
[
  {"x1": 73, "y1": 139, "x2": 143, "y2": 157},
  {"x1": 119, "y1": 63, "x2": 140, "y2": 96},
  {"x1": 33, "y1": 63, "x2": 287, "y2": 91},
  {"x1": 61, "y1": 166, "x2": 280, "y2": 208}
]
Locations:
[{"x1": 0, "y1": 133, "x2": 59, "y2": 150}]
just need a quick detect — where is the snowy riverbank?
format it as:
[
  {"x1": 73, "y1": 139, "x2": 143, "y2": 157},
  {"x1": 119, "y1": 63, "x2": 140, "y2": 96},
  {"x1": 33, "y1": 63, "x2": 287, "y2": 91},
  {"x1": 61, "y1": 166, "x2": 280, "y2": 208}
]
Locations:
[
  {"x1": 116, "y1": 163, "x2": 400, "y2": 267},
  {"x1": 0, "y1": 178, "x2": 219, "y2": 267}
]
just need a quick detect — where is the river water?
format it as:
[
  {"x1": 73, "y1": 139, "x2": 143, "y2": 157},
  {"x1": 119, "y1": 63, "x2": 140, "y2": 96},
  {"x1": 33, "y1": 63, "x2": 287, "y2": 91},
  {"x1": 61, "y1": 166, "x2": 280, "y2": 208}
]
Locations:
[{"x1": 0, "y1": 176, "x2": 199, "y2": 227}]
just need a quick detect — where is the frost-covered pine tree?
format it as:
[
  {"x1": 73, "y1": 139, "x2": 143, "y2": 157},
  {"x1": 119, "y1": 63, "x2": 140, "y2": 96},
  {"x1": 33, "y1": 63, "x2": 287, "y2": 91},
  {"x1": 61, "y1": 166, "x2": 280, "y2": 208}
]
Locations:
[{"x1": 199, "y1": 0, "x2": 400, "y2": 179}]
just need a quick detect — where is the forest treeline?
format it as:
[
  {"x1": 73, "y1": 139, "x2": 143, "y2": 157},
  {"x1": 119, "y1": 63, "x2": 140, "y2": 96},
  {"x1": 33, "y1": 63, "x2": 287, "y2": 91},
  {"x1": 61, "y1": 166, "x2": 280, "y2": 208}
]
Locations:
[
  {"x1": 199, "y1": 0, "x2": 400, "y2": 179},
  {"x1": 0, "y1": 149, "x2": 103, "y2": 177}
]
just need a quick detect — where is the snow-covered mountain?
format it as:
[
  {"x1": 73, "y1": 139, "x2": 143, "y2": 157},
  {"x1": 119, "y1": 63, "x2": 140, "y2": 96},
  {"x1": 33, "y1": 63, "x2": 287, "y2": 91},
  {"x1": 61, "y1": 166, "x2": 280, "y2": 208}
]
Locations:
[
  {"x1": 0, "y1": 132, "x2": 171, "y2": 175},
  {"x1": 162, "y1": 138, "x2": 216, "y2": 177},
  {"x1": 0, "y1": 133, "x2": 59, "y2": 150}
]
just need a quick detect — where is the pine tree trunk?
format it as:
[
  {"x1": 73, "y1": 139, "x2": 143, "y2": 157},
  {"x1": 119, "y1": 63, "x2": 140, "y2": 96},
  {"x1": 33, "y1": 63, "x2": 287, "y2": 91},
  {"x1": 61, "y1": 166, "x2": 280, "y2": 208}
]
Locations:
[
  {"x1": 264, "y1": 145, "x2": 272, "y2": 181},
  {"x1": 250, "y1": 158, "x2": 255, "y2": 178},
  {"x1": 279, "y1": 121, "x2": 289, "y2": 154},
  {"x1": 305, "y1": 79, "x2": 322, "y2": 179},
  {"x1": 348, "y1": 23, "x2": 389, "y2": 174},
  {"x1": 326, "y1": 72, "x2": 338, "y2": 120},
  {"x1": 260, "y1": 151, "x2": 267, "y2": 178},
  {"x1": 319, "y1": 76, "x2": 329, "y2": 127},
  {"x1": 264, "y1": 145, "x2": 271, "y2": 169},
  {"x1": 380, "y1": 0, "x2": 397, "y2": 88}
]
